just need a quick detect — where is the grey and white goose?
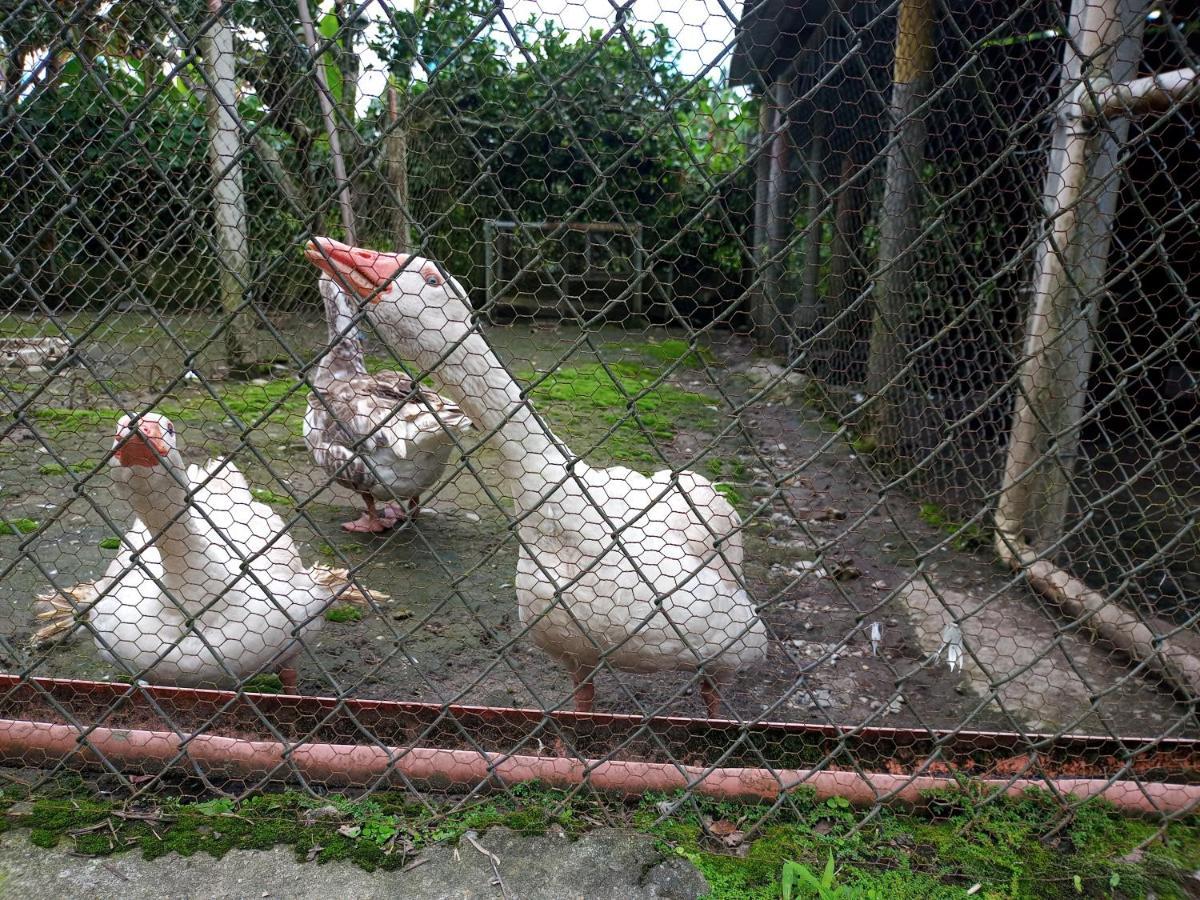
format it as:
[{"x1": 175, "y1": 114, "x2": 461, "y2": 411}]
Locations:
[{"x1": 304, "y1": 273, "x2": 473, "y2": 533}]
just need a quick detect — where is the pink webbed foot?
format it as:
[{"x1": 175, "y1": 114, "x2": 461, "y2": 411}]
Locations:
[{"x1": 341, "y1": 511, "x2": 398, "y2": 533}]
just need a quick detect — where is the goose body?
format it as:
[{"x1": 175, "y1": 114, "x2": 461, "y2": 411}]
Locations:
[
  {"x1": 43, "y1": 414, "x2": 338, "y2": 688},
  {"x1": 305, "y1": 274, "x2": 472, "y2": 532},
  {"x1": 305, "y1": 238, "x2": 768, "y2": 715}
]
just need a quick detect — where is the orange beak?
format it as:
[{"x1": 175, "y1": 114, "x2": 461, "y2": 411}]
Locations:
[
  {"x1": 114, "y1": 421, "x2": 170, "y2": 468},
  {"x1": 304, "y1": 237, "x2": 411, "y2": 303}
]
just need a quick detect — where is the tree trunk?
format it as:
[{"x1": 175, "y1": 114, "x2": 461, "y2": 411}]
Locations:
[
  {"x1": 764, "y1": 78, "x2": 797, "y2": 356},
  {"x1": 995, "y1": 0, "x2": 1146, "y2": 549},
  {"x1": 201, "y1": 0, "x2": 256, "y2": 376},
  {"x1": 751, "y1": 93, "x2": 773, "y2": 347},
  {"x1": 865, "y1": 0, "x2": 935, "y2": 453},
  {"x1": 297, "y1": 0, "x2": 356, "y2": 243},
  {"x1": 796, "y1": 112, "x2": 827, "y2": 360},
  {"x1": 825, "y1": 154, "x2": 868, "y2": 379},
  {"x1": 386, "y1": 84, "x2": 411, "y2": 253}
]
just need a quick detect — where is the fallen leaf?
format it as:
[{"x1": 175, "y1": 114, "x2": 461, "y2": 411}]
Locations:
[
  {"x1": 707, "y1": 819, "x2": 738, "y2": 837},
  {"x1": 305, "y1": 845, "x2": 323, "y2": 862},
  {"x1": 338, "y1": 824, "x2": 362, "y2": 839}
]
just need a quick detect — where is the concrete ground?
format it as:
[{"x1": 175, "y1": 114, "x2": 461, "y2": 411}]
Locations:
[{"x1": 0, "y1": 827, "x2": 709, "y2": 900}]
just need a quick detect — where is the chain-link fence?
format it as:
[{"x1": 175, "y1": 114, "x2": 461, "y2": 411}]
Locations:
[{"x1": 2, "y1": 0, "x2": 1199, "y2": 878}]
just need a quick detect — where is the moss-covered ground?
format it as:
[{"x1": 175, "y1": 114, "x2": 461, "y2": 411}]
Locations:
[{"x1": 2, "y1": 778, "x2": 1197, "y2": 899}]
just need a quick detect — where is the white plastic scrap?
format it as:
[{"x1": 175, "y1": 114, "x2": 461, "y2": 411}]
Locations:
[
  {"x1": 868, "y1": 622, "x2": 882, "y2": 656},
  {"x1": 940, "y1": 624, "x2": 964, "y2": 673}
]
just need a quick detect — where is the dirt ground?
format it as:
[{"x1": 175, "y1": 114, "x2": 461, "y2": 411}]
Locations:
[{"x1": 1, "y1": 311, "x2": 1193, "y2": 743}]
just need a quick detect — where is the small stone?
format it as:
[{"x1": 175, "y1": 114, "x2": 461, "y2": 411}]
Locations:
[
  {"x1": 392, "y1": 608, "x2": 413, "y2": 621},
  {"x1": 872, "y1": 580, "x2": 888, "y2": 591}
]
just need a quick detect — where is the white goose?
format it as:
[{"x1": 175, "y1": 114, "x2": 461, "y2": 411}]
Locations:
[
  {"x1": 306, "y1": 273, "x2": 473, "y2": 532},
  {"x1": 34, "y1": 412, "x2": 372, "y2": 689},
  {"x1": 305, "y1": 237, "x2": 768, "y2": 716}
]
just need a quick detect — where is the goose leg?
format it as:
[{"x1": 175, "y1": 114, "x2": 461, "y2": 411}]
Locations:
[
  {"x1": 571, "y1": 666, "x2": 595, "y2": 714},
  {"x1": 700, "y1": 677, "x2": 722, "y2": 718},
  {"x1": 279, "y1": 666, "x2": 297, "y2": 693},
  {"x1": 382, "y1": 496, "x2": 420, "y2": 522},
  {"x1": 342, "y1": 494, "x2": 398, "y2": 533}
]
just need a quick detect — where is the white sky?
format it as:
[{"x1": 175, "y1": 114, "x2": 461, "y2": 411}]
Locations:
[{"x1": 349, "y1": 0, "x2": 738, "y2": 114}]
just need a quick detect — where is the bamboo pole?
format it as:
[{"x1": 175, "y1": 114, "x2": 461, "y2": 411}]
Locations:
[
  {"x1": 865, "y1": 0, "x2": 936, "y2": 453},
  {"x1": 996, "y1": 0, "x2": 1145, "y2": 549},
  {"x1": 297, "y1": 0, "x2": 356, "y2": 244},
  {"x1": 992, "y1": 0, "x2": 1200, "y2": 702},
  {"x1": 201, "y1": 0, "x2": 255, "y2": 376},
  {"x1": 386, "y1": 83, "x2": 411, "y2": 253}
]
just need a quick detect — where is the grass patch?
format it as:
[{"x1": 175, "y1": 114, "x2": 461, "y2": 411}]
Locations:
[
  {"x1": 918, "y1": 503, "x2": 988, "y2": 553},
  {"x1": 519, "y1": 361, "x2": 716, "y2": 467},
  {"x1": 2, "y1": 781, "x2": 1196, "y2": 895},
  {"x1": 325, "y1": 604, "x2": 363, "y2": 623},
  {"x1": 0, "y1": 517, "x2": 39, "y2": 536}
]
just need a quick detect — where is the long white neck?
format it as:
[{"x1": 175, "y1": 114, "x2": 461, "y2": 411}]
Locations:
[
  {"x1": 113, "y1": 468, "x2": 223, "y2": 578},
  {"x1": 413, "y1": 323, "x2": 574, "y2": 505}
]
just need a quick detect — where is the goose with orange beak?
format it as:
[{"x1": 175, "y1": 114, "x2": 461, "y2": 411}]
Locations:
[
  {"x1": 304, "y1": 237, "x2": 767, "y2": 718},
  {"x1": 304, "y1": 272, "x2": 473, "y2": 533},
  {"x1": 33, "y1": 411, "x2": 382, "y2": 689}
]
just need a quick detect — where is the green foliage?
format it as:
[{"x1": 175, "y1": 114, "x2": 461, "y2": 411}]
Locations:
[
  {"x1": 325, "y1": 604, "x2": 363, "y2": 623},
  {"x1": 98, "y1": 537, "x2": 122, "y2": 550},
  {"x1": 241, "y1": 673, "x2": 284, "y2": 694},
  {"x1": 38, "y1": 461, "x2": 96, "y2": 476},
  {"x1": 0, "y1": 517, "x2": 39, "y2": 535}
]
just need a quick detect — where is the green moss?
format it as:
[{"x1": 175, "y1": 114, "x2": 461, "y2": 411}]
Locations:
[
  {"x1": 325, "y1": 604, "x2": 363, "y2": 623},
  {"x1": 640, "y1": 338, "x2": 716, "y2": 368},
  {"x1": 918, "y1": 503, "x2": 988, "y2": 552},
  {"x1": 519, "y1": 361, "x2": 716, "y2": 468},
  {"x1": 0, "y1": 517, "x2": 39, "y2": 535},
  {"x1": 38, "y1": 460, "x2": 97, "y2": 476},
  {"x1": 0, "y1": 781, "x2": 1197, "y2": 895},
  {"x1": 250, "y1": 487, "x2": 294, "y2": 506}
]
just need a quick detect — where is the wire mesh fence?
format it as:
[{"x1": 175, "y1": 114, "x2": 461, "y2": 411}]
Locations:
[{"x1": 1, "y1": 0, "x2": 1199, "y2": 871}]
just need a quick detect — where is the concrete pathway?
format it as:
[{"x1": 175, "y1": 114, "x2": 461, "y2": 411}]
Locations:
[{"x1": 0, "y1": 827, "x2": 709, "y2": 899}]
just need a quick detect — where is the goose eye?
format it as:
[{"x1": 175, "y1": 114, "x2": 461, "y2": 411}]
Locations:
[
  {"x1": 166, "y1": 424, "x2": 174, "y2": 436},
  {"x1": 425, "y1": 275, "x2": 440, "y2": 286}
]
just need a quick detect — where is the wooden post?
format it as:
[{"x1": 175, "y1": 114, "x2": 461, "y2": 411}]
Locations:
[
  {"x1": 751, "y1": 90, "x2": 774, "y2": 348},
  {"x1": 825, "y1": 153, "x2": 868, "y2": 376},
  {"x1": 865, "y1": 0, "x2": 935, "y2": 453},
  {"x1": 201, "y1": 0, "x2": 256, "y2": 375},
  {"x1": 764, "y1": 78, "x2": 796, "y2": 355},
  {"x1": 386, "y1": 84, "x2": 411, "y2": 253},
  {"x1": 796, "y1": 111, "x2": 828, "y2": 358},
  {"x1": 995, "y1": 0, "x2": 1146, "y2": 549},
  {"x1": 297, "y1": 0, "x2": 356, "y2": 243}
]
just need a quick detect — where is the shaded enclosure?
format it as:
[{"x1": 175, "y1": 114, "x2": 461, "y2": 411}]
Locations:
[{"x1": 2, "y1": 0, "x2": 1200, "y2": 878}]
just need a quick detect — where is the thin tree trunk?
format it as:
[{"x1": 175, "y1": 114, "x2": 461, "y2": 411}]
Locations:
[
  {"x1": 386, "y1": 84, "x2": 411, "y2": 253},
  {"x1": 865, "y1": 0, "x2": 935, "y2": 453},
  {"x1": 796, "y1": 111, "x2": 827, "y2": 358},
  {"x1": 202, "y1": 0, "x2": 255, "y2": 375},
  {"x1": 995, "y1": 0, "x2": 1146, "y2": 549},
  {"x1": 751, "y1": 93, "x2": 773, "y2": 347},
  {"x1": 297, "y1": 0, "x2": 356, "y2": 243},
  {"x1": 825, "y1": 153, "x2": 868, "y2": 378},
  {"x1": 764, "y1": 78, "x2": 796, "y2": 356}
]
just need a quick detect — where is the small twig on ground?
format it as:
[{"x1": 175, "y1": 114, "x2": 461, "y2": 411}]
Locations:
[
  {"x1": 464, "y1": 830, "x2": 508, "y2": 899},
  {"x1": 101, "y1": 861, "x2": 129, "y2": 881}
]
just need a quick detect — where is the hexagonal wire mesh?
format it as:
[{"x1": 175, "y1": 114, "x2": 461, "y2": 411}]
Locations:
[{"x1": 1, "y1": 0, "x2": 1198, "y2": 865}]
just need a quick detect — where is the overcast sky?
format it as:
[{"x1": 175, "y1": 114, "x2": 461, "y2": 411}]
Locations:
[{"x1": 351, "y1": 0, "x2": 739, "y2": 113}]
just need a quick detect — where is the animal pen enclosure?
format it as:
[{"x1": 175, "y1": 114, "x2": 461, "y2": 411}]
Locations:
[{"x1": 2, "y1": 0, "x2": 1200, "y2": 884}]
